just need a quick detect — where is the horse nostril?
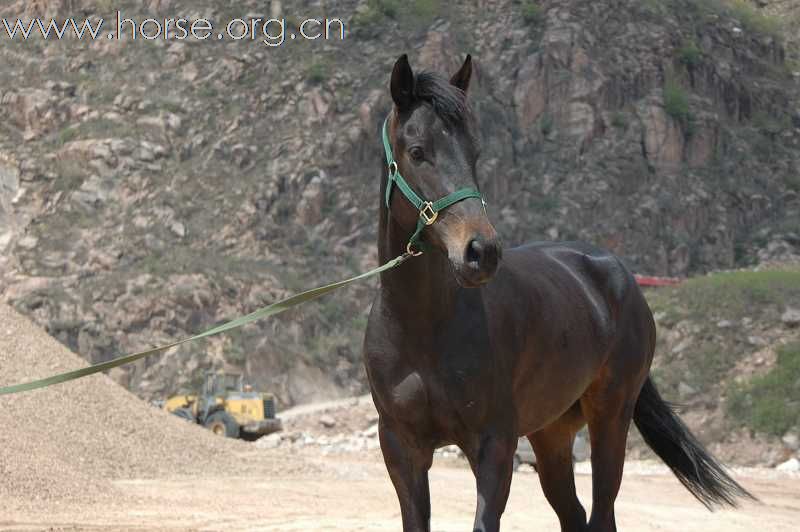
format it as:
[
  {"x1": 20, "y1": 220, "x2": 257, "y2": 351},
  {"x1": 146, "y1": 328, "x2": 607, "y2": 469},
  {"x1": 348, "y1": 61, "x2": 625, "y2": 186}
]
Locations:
[
  {"x1": 466, "y1": 239, "x2": 483, "y2": 266},
  {"x1": 483, "y1": 241, "x2": 501, "y2": 271}
]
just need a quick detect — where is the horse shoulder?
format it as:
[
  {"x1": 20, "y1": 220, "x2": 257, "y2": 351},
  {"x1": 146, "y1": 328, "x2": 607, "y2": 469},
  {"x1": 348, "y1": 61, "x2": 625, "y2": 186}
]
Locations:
[{"x1": 364, "y1": 299, "x2": 431, "y2": 426}]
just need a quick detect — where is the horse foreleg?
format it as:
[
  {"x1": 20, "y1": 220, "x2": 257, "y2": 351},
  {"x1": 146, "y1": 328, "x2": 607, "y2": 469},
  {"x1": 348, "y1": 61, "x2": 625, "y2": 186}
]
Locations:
[
  {"x1": 465, "y1": 433, "x2": 516, "y2": 532},
  {"x1": 378, "y1": 418, "x2": 434, "y2": 532}
]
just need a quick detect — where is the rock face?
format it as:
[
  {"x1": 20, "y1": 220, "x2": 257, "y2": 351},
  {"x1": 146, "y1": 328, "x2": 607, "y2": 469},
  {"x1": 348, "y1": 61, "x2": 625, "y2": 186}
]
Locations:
[
  {"x1": 0, "y1": 0, "x2": 798, "y2": 405},
  {"x1": 0, "y1": 156, "x2": 21, "y2": 259}
]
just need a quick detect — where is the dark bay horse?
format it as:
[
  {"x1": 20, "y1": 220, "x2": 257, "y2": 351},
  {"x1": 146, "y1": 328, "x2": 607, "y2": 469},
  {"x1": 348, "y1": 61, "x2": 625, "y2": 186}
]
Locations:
[{"x1": 363, "y1": 54, "x2": 753, "y2": 532}]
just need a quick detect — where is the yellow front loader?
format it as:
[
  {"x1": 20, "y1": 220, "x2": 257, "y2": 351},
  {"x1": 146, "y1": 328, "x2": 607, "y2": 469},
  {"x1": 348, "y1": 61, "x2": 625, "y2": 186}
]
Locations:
[{"x1": 164, "y1": 371, "x2": 282, "y2": 439}]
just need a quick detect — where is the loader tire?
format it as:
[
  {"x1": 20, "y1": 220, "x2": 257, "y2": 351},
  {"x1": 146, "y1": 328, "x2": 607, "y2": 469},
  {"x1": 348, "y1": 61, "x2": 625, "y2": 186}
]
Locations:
[{"x1": 204, "y1": 411, "x2": 240, "y2": 438}]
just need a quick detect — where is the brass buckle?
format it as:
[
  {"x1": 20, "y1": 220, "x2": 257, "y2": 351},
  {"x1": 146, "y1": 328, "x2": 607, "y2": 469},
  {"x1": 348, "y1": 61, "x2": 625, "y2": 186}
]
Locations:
[
  {"x1": 419, "y1": 202, "x2": 438, "y2": 225},
  {"x1": 406, "y1": 241, "x2": 424, "y2": 257}
]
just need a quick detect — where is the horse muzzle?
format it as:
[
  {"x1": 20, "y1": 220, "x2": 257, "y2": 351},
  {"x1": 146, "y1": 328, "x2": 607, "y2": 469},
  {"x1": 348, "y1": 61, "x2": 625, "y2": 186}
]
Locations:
[{"x1": 452, "y1": 232, "x2": 502, "y2": 288}]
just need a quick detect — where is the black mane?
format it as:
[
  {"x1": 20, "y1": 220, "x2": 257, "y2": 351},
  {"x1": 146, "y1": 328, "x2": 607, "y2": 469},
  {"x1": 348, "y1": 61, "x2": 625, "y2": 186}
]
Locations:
[{"x1": 413, "y1": 71, "x2": 474, "y2": 131}]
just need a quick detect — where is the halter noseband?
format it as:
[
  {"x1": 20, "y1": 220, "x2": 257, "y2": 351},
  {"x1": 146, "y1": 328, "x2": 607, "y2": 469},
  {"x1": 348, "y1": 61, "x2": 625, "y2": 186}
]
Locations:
[{"x1": 382, "y1": 117, "x2": 483, "y2": 256}]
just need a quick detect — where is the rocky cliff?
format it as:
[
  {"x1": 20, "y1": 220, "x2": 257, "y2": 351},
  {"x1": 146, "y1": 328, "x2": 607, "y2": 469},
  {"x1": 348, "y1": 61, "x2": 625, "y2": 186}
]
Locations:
[{"x1": 0, "y1": 0, "x2": 798, "y2": 409}]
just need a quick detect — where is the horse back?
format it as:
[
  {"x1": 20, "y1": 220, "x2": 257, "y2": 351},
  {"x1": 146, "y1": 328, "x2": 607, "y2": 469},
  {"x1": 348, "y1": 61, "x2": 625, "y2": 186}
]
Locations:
[{"x1": 506, "y1": 241, "x2": 635, "y2": 308}]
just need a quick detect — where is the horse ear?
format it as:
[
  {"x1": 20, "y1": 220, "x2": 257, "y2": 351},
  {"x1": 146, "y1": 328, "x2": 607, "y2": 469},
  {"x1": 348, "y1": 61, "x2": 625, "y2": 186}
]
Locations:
[
  {"x1": 391, "y1": 54, "x2": 415, "y2": 111},
  {"x1": 450, "y1": 54, "x2": 472, "y2": 94}
]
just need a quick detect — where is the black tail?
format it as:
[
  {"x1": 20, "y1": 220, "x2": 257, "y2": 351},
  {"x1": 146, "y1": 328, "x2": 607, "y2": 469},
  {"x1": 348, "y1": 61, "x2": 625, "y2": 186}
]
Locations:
[{"x1": 633, "y1": 377, "x2": 756, "y2": 509}]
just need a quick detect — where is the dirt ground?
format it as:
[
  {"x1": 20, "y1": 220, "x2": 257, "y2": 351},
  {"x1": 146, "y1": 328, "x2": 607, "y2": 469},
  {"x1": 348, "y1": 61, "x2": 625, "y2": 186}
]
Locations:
[
  {"x1": 3, "y1": 452, "x2": 799, "y2": 532},
  {"x1": 1, "y1": 305, "x2": 798, "y2": 531}
]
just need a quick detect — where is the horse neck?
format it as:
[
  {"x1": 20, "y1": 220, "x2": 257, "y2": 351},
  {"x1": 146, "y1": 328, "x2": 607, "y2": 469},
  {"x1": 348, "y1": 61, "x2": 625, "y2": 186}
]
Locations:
[{"x1": 377, "y1": 174, "x2": 459, "y2": 327}]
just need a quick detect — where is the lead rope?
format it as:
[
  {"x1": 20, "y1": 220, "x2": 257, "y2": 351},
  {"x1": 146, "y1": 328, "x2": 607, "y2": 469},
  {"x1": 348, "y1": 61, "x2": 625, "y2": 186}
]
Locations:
[{"x1": 0, "y1": 253, "x2": 411, "y2": 395}]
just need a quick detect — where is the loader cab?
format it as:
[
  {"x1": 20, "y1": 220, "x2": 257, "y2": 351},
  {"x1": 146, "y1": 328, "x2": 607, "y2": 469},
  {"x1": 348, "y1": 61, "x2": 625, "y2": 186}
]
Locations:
[{"x1": 204, "y1": 372, "x2": 243, "y2": 396}]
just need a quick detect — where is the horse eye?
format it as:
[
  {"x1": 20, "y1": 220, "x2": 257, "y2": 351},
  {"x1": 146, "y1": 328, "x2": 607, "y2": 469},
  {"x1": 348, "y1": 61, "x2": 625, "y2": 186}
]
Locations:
[{"x1": 409, "y1": 147, "x2": 424, "y2": 162}]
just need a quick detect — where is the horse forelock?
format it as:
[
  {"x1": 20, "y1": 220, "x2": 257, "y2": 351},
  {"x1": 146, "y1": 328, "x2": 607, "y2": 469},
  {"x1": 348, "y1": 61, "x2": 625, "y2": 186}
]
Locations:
[{"x1": 413, "y1": 71, "x2": 476, "y2": 140}]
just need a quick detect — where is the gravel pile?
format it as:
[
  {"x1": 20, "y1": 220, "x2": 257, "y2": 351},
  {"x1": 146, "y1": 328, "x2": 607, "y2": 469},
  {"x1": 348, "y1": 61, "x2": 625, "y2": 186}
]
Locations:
[{"x1": 0, "y1": 304, "x2": 251, "y2": 506}]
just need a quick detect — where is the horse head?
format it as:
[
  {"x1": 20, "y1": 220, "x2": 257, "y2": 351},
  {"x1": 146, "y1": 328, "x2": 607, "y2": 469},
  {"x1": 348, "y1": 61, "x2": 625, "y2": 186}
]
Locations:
[{"x1": 384, "y1": 54, "x2": 501, "y2": 287}]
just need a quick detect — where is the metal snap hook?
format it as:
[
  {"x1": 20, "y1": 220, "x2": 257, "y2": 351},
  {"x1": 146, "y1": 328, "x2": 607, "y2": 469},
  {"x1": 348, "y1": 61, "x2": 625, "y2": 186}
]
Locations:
[{"x1": 406, "y1": 241, "x2": 424, "y2": 257}]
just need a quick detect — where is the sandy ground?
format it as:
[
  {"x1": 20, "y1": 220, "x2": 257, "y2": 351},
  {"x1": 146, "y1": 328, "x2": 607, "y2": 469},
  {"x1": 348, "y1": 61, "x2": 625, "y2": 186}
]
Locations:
[{"x1": 3, "y1": 453, "x2": 799, "y2": 532}]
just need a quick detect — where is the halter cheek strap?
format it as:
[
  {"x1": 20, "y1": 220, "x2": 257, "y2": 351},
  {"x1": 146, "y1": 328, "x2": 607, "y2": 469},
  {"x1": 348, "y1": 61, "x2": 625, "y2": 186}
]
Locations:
[{"x1": 382, "y1": 117, "x2": 483, "y2": 255}]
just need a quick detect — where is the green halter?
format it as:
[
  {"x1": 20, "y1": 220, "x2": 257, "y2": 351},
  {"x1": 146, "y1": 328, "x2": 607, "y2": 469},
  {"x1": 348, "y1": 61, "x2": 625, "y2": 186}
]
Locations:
[{"x1": 382, "y1": 117, "x2": 483, "y2": 255}]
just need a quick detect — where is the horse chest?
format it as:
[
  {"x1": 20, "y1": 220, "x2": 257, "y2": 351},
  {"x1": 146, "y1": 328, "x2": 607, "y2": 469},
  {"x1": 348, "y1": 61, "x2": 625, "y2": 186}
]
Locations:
[
  {"x1": 365, "y1": 294, "x2": 498, "y2": 437},
  {"x1": 369, "y1": 350, "x2": 490, "y2": 437}
]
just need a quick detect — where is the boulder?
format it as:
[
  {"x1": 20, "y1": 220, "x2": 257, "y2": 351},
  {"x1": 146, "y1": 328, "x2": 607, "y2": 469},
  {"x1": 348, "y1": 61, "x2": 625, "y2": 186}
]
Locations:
[
  {"x1": 295, "y1": 176, "x2": 325, "y2": 226},
  {"x1": 678, "y1": 381, "x2": 697, "y2": 399},
  {"x1": 319, "y1": 414, "x2": 336, "y2": 429},
  {"x1": 776, "y1": 458, "x2": 800, "y2": 472},
  {"x1": 747, "y1": 336, "x2": 768, "y2": 347},
  {"x1": 256, "y1": 433, "x2": 282, "y2": 449},
  {"x1": 573, "y1": 433, "x2": 590, "y2": 462},
  {"x1": 782, "y1": 308, "x2": 800, "y2": 328},
  {"x1": 782, "y1": 431, "x2": 800, "y2": 452}
]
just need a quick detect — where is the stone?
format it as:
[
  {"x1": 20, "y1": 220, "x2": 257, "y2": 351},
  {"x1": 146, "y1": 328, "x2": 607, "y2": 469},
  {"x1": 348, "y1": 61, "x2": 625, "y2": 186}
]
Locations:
[
  {"x1": 144, "y1": 234, "x2": 165, "y2": 251},
  {"x1": 137, "y1": 143, "x2": 156, "y2": 161},
  {"x1": 165, "y1": 112, "x2": 182, "y2": 131},
  {"x1": 776, "y1": 458, "x2": 800, "y2": 472},
  {"x1": 285, "y1": 431, "x2": 303, "y2": 442},
  {"x1": 642, "y1": 102, "x2": 684, "y2": 167},
  {"x1": 438, "y1": 445, "x2": 460, "y2": 458},
  {"x1": 17, "y1": 235, "x2": 38, "y2": 250},
  {"x1": 782, "y1": 431, "x2": 800, "y2": 452},
  {"x1": 747, "y1": 336, "x2": 768, "y2": 347},
  {"x1": 716, "y1": 320, "x2": 733, "y2": 329},
  {"x1": 564, "y1": 101, "x2": 595, "y2": 142},
  {"x1": 296, "y1": 176, "x2": 324, "y2": 226},
  {"x1": 782, "y1": 308, "x2": 800, "y2": 328},
  {"x1": 256, "y1": 433, "x2": 282, "y2": 449},
  {"x1": 181, "y1": 62, "x2": 199, "y2": 82},
  {"x1": 270, "y1": 0, "x2": 282, "y2": 18},
  {"x1": 319, "y1": 414, "x2": 336, "y2": 428},
  {"x1": 671, "y1": 338, "x2": 692, "y2": 355},
  {"x1": 363, "y1": 423, "x2": 379, "y2": 437},
  {"x1": 72, "y1": 175, "x2": 111, "y2": 208},
  {"x1": 573, "y1": 433, "x2": 590, "y2": 462},
  {"x1": 678, "y1": 381, "x2": 697, "y2": 399},
  {"x1": 170, "y1": 221, "x2": 186, "y2": 238},
  {"x1": 513, "y1": 60, "x2": 547, "y2": 130}
]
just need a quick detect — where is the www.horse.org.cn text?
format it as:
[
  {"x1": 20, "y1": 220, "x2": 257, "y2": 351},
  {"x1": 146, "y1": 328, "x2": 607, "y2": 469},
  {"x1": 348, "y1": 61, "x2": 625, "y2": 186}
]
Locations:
[{"x1": 1, "y1": 12, "x2": 347, "y2": 47}]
